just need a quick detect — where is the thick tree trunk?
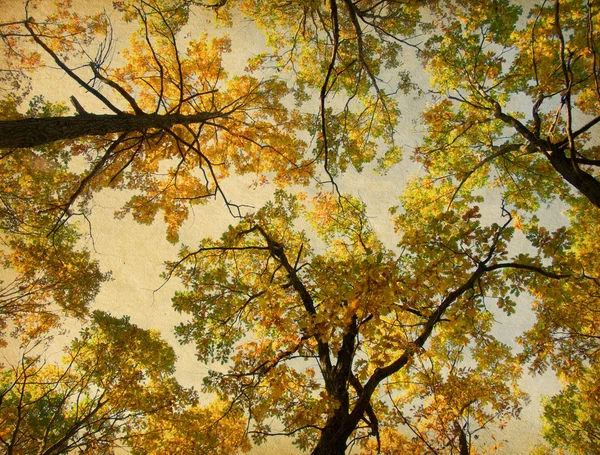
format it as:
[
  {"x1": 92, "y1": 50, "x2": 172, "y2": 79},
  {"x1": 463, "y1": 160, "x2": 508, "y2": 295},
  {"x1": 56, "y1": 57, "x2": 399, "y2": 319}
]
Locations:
[
  {"x1": 310, "y1": 437, "x2": 347, "y2": 455},
  {"x1": 309, "y1": 317, "x2": 362, "y2": 455},
  {"x1": 310, "y1": 412, "x2": 355, "y2": 455},
  {"x1": 548, "y1": 148, "x2": 600, "y2": 209},
  {"x1": 0, "y1": 112, "x2": 221, "y2": 149},
  {"x1": 493, "y1": 108, "x2": 600, "y2": 209}
]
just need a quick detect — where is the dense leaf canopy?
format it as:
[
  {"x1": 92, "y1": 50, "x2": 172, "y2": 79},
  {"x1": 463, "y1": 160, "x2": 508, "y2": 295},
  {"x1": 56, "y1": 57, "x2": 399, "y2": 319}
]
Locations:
[{"x1": 0, "y1": 0, "x2": 599, "y2": 454}]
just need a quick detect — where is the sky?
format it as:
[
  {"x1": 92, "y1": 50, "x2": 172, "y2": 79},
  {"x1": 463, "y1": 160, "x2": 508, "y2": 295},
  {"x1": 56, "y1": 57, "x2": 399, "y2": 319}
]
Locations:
[{"x1": 0, "y1": 1, "x2": 571, "y2": 453}]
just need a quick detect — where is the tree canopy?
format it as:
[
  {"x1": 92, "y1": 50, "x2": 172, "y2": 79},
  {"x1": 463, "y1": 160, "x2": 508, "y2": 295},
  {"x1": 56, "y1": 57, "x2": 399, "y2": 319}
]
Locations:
[{"x1": 0, "y1": 0, "x2": 599, "y2": 454}]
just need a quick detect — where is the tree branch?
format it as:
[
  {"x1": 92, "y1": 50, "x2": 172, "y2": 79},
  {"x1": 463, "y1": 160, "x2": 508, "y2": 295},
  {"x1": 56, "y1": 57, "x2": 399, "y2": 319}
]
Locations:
[{"x1": 24, "y1": 18, "x2": 124, "y2": 115}]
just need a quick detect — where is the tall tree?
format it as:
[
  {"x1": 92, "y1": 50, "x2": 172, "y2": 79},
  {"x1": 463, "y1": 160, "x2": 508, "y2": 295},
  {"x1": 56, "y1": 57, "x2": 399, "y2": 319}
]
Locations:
[
  {"x1": 417, "y1": 0, "x2": 600, "y2": 210},
  {"x1": 2, "y1": 1, "x2": 599, "y2": 453},
  {"x1": 168, "y1": 188, "x2": 567, "y2": 454},
  {"x1": 0, "y1": 0, "x2": 429, "y2": 234},
  {"x1": 0, "y1": 96, "x2": 109, "y2": 344},
  {"x1": 0, "y1": 0, "x2": 311, "y2": 239},
  {"x1": 410, "y1": 5, "x2": 600, "y2": 451},
  {"x1": 0, "y1": 311, "x2": 196, "y2": 455}
]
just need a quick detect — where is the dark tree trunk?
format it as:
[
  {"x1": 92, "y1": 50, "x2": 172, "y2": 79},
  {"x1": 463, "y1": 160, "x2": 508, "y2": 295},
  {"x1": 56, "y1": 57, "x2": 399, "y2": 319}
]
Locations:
[
  {"x1": 308, "y1": 316, "x2": 362, "y2": 455},
  {"x1": 457, "y1": 423, "x2": 470, "y2": 455},
  {"x1": 310, "y1": 410, "x2": 356, "y2": 455},
  {"x1": 548, "y1": 148, "x2": 600, "y2": 209},
  {"x1": 493, "y1": 108, "x2": 600, "y2": 210},
  {"x1": 0, "y1": 112, "x2": 221, "y2": 149},
  {"x1": 310, "y1": 436, "x2": 347, "y2": 455}
]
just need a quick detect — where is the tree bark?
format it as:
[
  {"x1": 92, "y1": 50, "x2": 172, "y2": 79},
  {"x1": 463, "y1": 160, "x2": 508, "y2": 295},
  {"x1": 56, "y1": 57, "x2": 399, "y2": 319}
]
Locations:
[
  {"x1": 492, "y1": 107, "x2": 600, "y2": 209},
  {"x1": 0, "y1": 112, "x2": 221, "y2": 149},
  {"x1": 310, "y1": 410, "x2": 355, "y2": 455},
  {"x1": 548, "y1": 147, "x2": 600, "y2": 209},
  {"x1": 457, "y1": 422, "x2": 470, "y2": 455},
  {"x1": 309, "y1": 263, "x2": 491, "y2": 454},
  {"x1": 310, "y1": 435, "x2": 348, "y2": 455}
]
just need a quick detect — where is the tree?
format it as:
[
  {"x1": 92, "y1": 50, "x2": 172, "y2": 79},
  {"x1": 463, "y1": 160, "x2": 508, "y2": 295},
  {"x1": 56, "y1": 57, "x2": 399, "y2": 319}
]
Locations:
[
  {"x1": 0, "y1": 0, "x2": 446, "y2": 249},
  {"x1": 0, "y1": 95, "x2": 110, "y2": 344},
  {"x1": 0, "y1": 0, "x2": 436, "y2": 238},
  {"x1": 0, "y1": 311, "x2": 197, "y2": 454},
  {"x1": 168, "y1": 188, "x2": 567, "y2": 454},
  {"x1": 410, "y1": 3, "x2": 600, "y2": 452},
  {"x1": 416, "y1": 0, "x2": 600, "y2": 211},
  {"x1": 537, "y1": 363, "x2": 600, "y2": 455},
  {"x1": 2, "y1": 1, "x2": 599, "y2": 453},
  {"x1": 0, "y1": 0, "x2": 312, "y2": 239}
]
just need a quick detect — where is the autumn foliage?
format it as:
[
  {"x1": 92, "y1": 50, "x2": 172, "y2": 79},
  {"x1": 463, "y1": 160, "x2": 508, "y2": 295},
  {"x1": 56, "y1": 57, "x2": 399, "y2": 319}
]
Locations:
[{"x1": 0, "y1": 0, "x2": 599, "y2": 454}]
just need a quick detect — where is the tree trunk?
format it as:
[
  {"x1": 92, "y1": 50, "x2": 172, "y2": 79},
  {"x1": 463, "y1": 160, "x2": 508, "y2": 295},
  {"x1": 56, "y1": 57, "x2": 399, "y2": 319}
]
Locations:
[
  {"x1": 548, "y1": 148, "x2": 600, "y2": 209},
  {"x1": 310, "y1": 413, "x2": 355, "y2": 455},
  {"x1": 457, "y1": 422, "x2": 470, "y2": 455},
  {"x1": 0, "y1": 112, "x2": 221, "y2": 149},
  {"x1": 310, "y1": 437, "x2": 347, "y2": 455},
  {"x1": 309, "y1": 318, "x2": 362, "y2": 455}
]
